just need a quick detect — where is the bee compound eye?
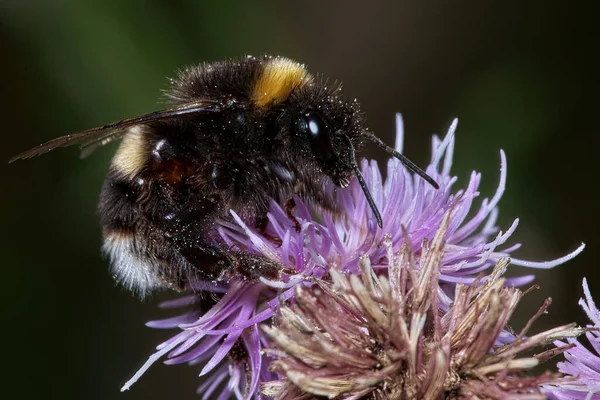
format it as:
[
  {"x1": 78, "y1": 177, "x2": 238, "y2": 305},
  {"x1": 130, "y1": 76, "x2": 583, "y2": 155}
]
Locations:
[
  {"x1": 301, "y1": 111, "x2": 335, "y2": 162},
  {"x1": 211, "y1": 165, "x2": 232, "y2": 189}
]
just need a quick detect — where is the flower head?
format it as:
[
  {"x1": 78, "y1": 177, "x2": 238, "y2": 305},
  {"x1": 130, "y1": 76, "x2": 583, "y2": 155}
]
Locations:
[
  {"x1": 121, "y1": 115, "x2": 584, "y2": 397},
  {"x1": 542, "y1": 279, "x2": 600, "y2": 400},
  {"x1": 261, "y1": 212, "x2": 584, "y2": 399}
]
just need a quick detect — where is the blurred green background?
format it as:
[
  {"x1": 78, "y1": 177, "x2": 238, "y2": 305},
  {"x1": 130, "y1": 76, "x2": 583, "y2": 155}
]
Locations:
[{"x1": 1, "y1": 1, "x2": 598, "y2": 399}]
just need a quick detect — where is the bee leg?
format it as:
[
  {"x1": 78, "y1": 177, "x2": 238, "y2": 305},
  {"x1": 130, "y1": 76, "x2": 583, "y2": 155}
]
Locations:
[
  {"x1": 179, "y1": 245, "x2": 281, "y2": 283},
  {"x1": 284, "y1": 197, "x2": 302, "y2": 233},
  {"x1": 256, "y1": 215, "x2": 283, "y2": 246},
  {"x1": 230, "y1": 252, "x2": 281, "y2": 280}
]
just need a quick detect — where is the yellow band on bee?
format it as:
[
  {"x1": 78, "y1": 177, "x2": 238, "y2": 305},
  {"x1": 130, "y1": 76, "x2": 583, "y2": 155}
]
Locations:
[
  {"x1": 252, "y1": 58, "x2": 312, "y2": 109},
  {"x1": 112, "y1": 127, "x2": 147, "y2": 178}
]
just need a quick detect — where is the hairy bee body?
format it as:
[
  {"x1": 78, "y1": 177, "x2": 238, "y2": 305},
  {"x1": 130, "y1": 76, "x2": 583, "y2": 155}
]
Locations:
[
  {"x1": 12, "y1": 55, "x2": 437, "y2": 297},
  {"x1": 99, "y1": 56, "x2": 363, "y2": 295}
]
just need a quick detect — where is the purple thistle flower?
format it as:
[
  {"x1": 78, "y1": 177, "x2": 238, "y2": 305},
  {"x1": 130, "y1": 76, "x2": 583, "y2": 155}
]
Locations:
[
  {"x1": 261, "y1": 214, "x2": 584, "y2": 399},
  {"x1": 542, "y1": 279, "x2": 600, "y2": 400},
  {"x1": 121, "y1": 115, "x2": 584, "y2": 397}
]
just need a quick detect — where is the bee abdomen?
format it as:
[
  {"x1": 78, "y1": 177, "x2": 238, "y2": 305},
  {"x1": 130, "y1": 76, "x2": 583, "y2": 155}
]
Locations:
[
  {"x1": 102, "y1": 231, "x2": 166, "y2": 297},
  {"x1": 99, "y1": 169, "x2": 173, "y2": 296}
]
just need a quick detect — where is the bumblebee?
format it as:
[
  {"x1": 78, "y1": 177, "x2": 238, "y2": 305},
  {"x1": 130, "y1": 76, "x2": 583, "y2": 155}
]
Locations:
[{"x1": 11, "y1": 55, "x2": 437, "y2": 296}]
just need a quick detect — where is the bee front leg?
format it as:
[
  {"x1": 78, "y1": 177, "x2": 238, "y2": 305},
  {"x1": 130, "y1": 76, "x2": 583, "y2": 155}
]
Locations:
[
  {"x1": 230, "y1": 252, "x2": 282, "y2": 281},
  {"x1": 178, "y1": 245, "x2": 281, "y2": 286},
  {"x1": 256, "y1": 215, "x2": 283, "y2": 245},
  {"x1": 284, "y1": 197, "x2": 302, "y2": 233}
]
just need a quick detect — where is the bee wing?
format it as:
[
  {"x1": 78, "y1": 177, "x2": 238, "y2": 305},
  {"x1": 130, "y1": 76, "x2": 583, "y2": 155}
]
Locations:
[{"x1": 10, "y1": 100, "x2": 222, "y2": 163}]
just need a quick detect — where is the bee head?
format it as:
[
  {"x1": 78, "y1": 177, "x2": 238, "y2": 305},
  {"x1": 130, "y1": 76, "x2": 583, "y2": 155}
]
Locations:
[
  {"x1": 287, "y1": 88, "x2": 438, "y2": 229},
  {"x1": 291, "y1": 104, "x2": 363, "y2": 189},
  {"x1": 282, "y1": 90, "x2": 389, "y2": 226}
]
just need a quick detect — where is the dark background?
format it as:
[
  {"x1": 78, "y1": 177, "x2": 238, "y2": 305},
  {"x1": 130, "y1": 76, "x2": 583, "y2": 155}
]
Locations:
[{"x1": 1, "y1": 1, "x2": 598, "y2": 399}]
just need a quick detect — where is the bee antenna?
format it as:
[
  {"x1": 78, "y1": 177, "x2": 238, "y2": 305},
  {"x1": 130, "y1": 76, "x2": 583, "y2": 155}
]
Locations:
[
  {"x1": 343, "y1": 135, "x2": 383, "y2": 228},
  {"x1": 363, "y1": 132, "x2": 439, "y2": 189}
]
